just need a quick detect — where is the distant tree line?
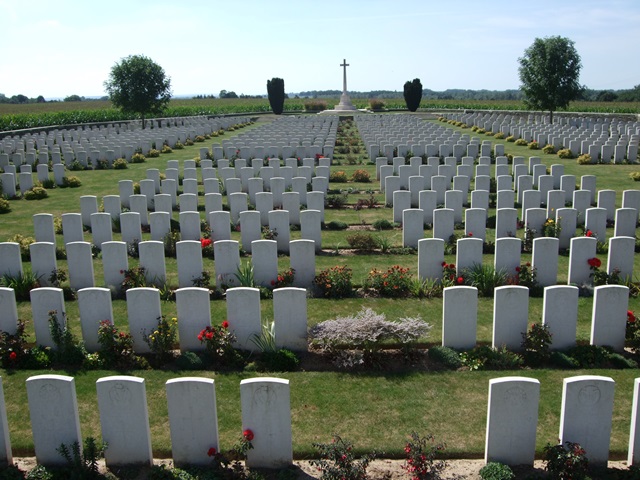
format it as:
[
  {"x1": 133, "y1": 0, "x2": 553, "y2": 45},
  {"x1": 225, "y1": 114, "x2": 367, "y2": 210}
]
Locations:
[{"x1": 0, "y1": 93, "x2": 111, "y2": 103}]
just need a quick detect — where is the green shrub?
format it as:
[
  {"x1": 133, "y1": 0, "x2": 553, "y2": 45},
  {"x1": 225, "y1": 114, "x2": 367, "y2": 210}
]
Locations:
[
  {"x1": 325, "y1": 220, "x2": 348, "y2": 230},
  {"x1": 479, "y1": 462, "x2": 514, "y2": 480},
  {"x1": 0, "y1": 198, "x2": 10, "y2": 214},
  {"x1": 311, "y1": 434, "x2": 376, "y2": 480},
  {"x1": 8, "y1": 234, "x2": 35, "y2": 260},
  {"x1": 23, "y1": 186, "x2": 48, "y2": 200},
  {"x1": 542, "y1": 144, "x2": 556, "y2": 154},
  {"x1": 369, "y1": 99, "x2": 385, "y2": 110},
  {"x1": 493, "y1": 132, "x2": 505, "y2": 139},
  {"x1": 131, "y1": 152, "x2": 146, "y2": 163},
  {"x1": 259, "y1": 349, "x2": 299, "y2": 371},
  {"x1": 463, "y1": 264, "x2": 508, "y2": 296},
  {"x1": 550, "y1": 351, "x2": 579, "y2": 369},
  {"x1": 372, "y1": 219, "x2": 394, "y2": 230},
  {"x1": 194, "y1": 135, "x2": 205, "y2": 142},
  {"x1": 365, "y1": 265, "x2": 412, "y2": 297},
  {"x1": 401, "y1": 432, "x2": 446, "y2": 480},
  {"x1": 557, "y1": 148, "x2": 574, "y2": 159},
  {"x1": 527, "y1": 141, "x2": 539, "y2": 149},
  {"x1": 521, "y1": 323, "x2": 552, "y2": 366},
  {"x1": 113, "y1": 158, "x2": 128, "y2": 169},
  {"x1": 543, "y1": 441, "x2": 588, "y2": 480},
  {"x1": 428, "y1": 346, "x2": 462, "y2": 369},
  {"x1": 61, "y1": 176, "x2": 82, "y2": 188},
  {"x1": 351, "y1": 169, "x2": 371, "y2": 183},
  {"x1": 514, "y1": 138, "x2": 528, "y2": 146},
  {"x1": 326, "y1": 193, "x2": 349, "y2": 209},
  {"x1": 329, "y1": 170, "x2": 349, "y2": 182},
  {"x1": 175, "y1": 351, "x2": 204, "y2": 370},
  {"x1": 460, "y1": 345, "x2": 523, "y2": 371},
  {"x1": 161, "y1": 145, "x2": 173, "y2": 154},
  {"x1": 505, "y1": 135, "x2": 515, "y2": 142},
  {"x1": 567, "y1": 344, "x2": 610, "y2": 368},
  {"x1": 576, "y1": 154, "x2": 592, "y2": 165},
  {"x1": 629, "y1": 172, "x2": 640, "y2": 181},
  {"x1": 147, "y1": 148, "x2": 161, "y2": 158},
  {"x1": 346, "y1": 232, "x2": 380, "y2": 251},
  {"x1": 314, "y1": 265, "x2": 353, "y2": 298},
  {"x1": 477, "y1": 128, "x2": 486, "y2": 134},
  {"x1": 304, "y1": 100, "x2": 327, "y2": 112}
]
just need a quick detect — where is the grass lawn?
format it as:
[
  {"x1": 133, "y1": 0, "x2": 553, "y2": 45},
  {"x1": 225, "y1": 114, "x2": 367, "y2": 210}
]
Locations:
[{"x1": 1, "y1": 113, "x2": 640, "y2": 459}]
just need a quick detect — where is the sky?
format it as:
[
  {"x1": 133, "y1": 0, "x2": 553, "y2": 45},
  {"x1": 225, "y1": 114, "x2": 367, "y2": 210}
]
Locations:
[{"x1": 1, "y1": 0, "x2": 639, "y2": 100}]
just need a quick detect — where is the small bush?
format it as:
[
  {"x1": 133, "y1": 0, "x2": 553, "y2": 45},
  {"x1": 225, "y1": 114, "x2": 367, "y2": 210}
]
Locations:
[
  {"x1": 304, "y1": 100, "x2": 327, "y2": 112},
  {"x1": 351, "y1": 169, "x2": 371, "y2": 183},
  {"x1": 314, "y1": 265, "x2": 353, "y2": 298},
  {"x1": 460, "y1": 345, "x2": 524, "y2": 371},
  {"x1": 113, "y1": 158, "x2": 128, "y2": 169},
  {"x1": 147, "y1": 148, "x2": 160, "y2": 158},
  {"x1": 329, "y1": 170, "x2": 349, "y2": 182},
  {"x1": 372, "y1": 219, "x2": 394, "y2": 230},
  {"x1": 479, "y1": 462, "x2": 514, "y2": 480},
  {"x1": 514, "y1": 138, "x2": 528, "y2": 146},
  {"x1": 463, "y1": 264, "x2": 508, "y2": 296},
  {"x1": 131, "y1": 152, "x2": 146, "y2": 163},
  {"x1": 0, "y1": 198, "x2": 10, "y2": 214},
  {"x1": 198, "y1": 321, "x2": 240, "y2": 367},
  {"x1": 369, "y1": 99, "x2": 385, "y2": 110},
  {"x1": 23, "y1": 186, "x2": 48, "y2": 200},
  {"x1": 175, "y1": 351, "x2": 204, "y2": 370},
  {"x1": 567, "y1": 344, "x2": 610, "y2": 368},
  {"x1": 311, "y1": 434, "x2": 377, "y2": 480},
  {"x1": 325, "y1": 220, "x2": 348, "y2": 230},
  {"x1": 521, "y1": 323, "x2": 552, "y2": 366},
  {"x1": 8, "y1": 234, "x2": 35, "y2": 260},
  {"x1": 543, "y1": 441, "x2": 589, "y2": 480},
  {"x1": 346, "y1": 232, "x2": 380, "y2": 251},
  {"x1": 506, "y1": 135, "x2": 515, "y2": 142},
  {"x1": 364, "y1": 265, "x2": 412, "y2": 297},
  {"x1": 527, "y1": 141, "x2": 539, "y2": 150},
  {"x1": 629, "y1": 172, "x2": 640, "y2": 181},
  {"x1": 542, "y1": 144, "x2": 556, "y2": 154},
  {"x1": 144, "y1": 315, "x2": 178, "y2": 364},
  {"x1": 557, "y1": 148, "x2": 574, "y2": 159},
  {"x1": 161, "y1": 145, "x2": 173, "y2": 154},
  {"x1": 402, "y1": 432, "x2": 446, "y2": 480},
  {"x1": 428, "y1": 346, "x2": 462, "y2": 369},
  {"x1": 97, "y1": 320, "x2": 143, "y2": 369},
  {"x1": 61, "y1": 176, "x2": 82, "y2": 188},
  {"x1": 259, "y1": 349, "x2": 300, "y2": 371},
  {"x1": 493, "y1": 132, "x2": 505, "y2": 139},
  {"x1": 576, "y1": 154, "x2": 592, "y2": 165}
]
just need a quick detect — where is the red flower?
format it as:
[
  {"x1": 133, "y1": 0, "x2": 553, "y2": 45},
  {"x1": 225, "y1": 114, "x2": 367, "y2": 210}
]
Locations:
[
  {"x1": 200, "y1": 238, "x2": 212, "y2": 248},
  {"x1": 450, "y1": 264, "x2": 455, "y2": 269},
  {"x1": 270, "y1": 280, "x2": 276, "y2": 286},
  {"x1": 404, "y1": 445, "x2": 411, "y2": 453},
  {"x1": 587, "y1": 257, "x2": 601, "y2": 268},
  {"x1": 628, "y1": 311, "x2": 635, "y2": 323},
  {"x1": 222, "y1": 320, "x2": 229, "y2": 329},
  {"x1": 243, "y1": 429, "x2": 254, "y2": 441},
  {"x1": 515, "y1": 266, "x2": 521, "y2": 272},
  {"x1": 207, "y1": 447, "x2": 217, "y2": 456},
  {"x1": 457, "y1": 277, "x2": 464, "y2": 284},
  {"x1": 526, "y1": 262, "x2": 531, "y2": 267},
  {"x1": 468, "y1": 232, "x2": 473, "y2": 237},
  {"x1": 586, "y1": 230, "x2": 593, "y2": 237},
  {"x1": 8, "y1": 352, "x2": 17, "y2": 361},
  {"x1": 441, "y1": 261, "x2": 447, "y2": 267},
  {"x1": 197, "y1": 334, "x2": 203, "y2": 342},
  {"x1": 205, "y1": 331, "x2": 213, "y2": 340}
]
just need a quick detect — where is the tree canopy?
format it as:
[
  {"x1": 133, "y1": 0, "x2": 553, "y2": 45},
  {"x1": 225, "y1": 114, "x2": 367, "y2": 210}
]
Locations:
[
  {"x1": 104, "y1": 55, "x2": 171, "y2": 128},
  {"x1": 403, "y1": 79, "x2": 422, "y2": 112},
  {"x1": 518, "y1": 36, "x2": 583, "y2": 123}
]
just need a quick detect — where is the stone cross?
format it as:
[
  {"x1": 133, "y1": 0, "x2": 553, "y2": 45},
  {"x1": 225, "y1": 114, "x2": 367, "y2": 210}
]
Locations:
[{"x1": 340, "y1": 59, "x2": 349, "y2": 93}]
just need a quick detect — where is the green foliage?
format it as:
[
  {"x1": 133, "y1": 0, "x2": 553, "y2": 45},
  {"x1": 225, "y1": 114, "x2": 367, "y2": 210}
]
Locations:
[
  {"x1": 402, "y1": 431, "x2": 446, "y2": 480},
  {"x1": 25, "y1": 465, "x2": 54, "y2": 480},
  {"x1": 56, "y1": 436, "x2": 107, "y2": 479},
  {"x1": 197, "y1": 322, "x2": 239, "y2": 366},
  {"x1": 460, "y1": 345, "x2": 524, "y2": 371},
  {"x1": 543, "y1": 441, "x2": 589, "y2": 480},
  {"x1": 479, "y1": 462, "x2": 514, "y2": 480},
  {"x1": 0, "y1": 320, "x2": 30, "y2": 368},
  {"x1": 576, "y1": 153, "x2": 592, "y2": 164},
  {"x1": 130, "y1": 152, "x2": 146, "y2": 163},
  {"x1": 325, "y1": 220, "x2": 348, "y2": 230},
  {"x1": 518, "y1": 36, "x2": 583, "y2": 123},
  {"x1": 304, "y1": 100, "x2": 327, "y2": 112},
  {"x1": 104, "y1": 54, "x2": 172, "y2": 128},
  {"x1": 174, "y1": 351, "x2": 204, "y2": 370},
  {"x1": 364, "y1": 265, "x2": 412, "y2": 297},
  {"x1": 521, "y1": 323, "x2": 553, "y2": 366},
  {"x1": 329, "y1": 170, "x2": 349, "y2": 182},
  {"x1": 273, "y1": 268, "x2": 295, "y2": 288},
  {"x1": 369, "y1": 99, "x2": 385, "y2": 110},
  {"x1": 351, "y1": 169, "x2": 370, "y2": 183},
  {"x1": 310, "y1": 434, "x2": 377, "y2": 480},
  {"x1": 314, "y1": 265, "x2": 353, "y2": 298},
  {"x1": 48, "y1": 311, "x2": 88, "y2": 367},
  {"x1": 629, "y1": 172, "x2": 640, "y2": 181},
  {"x1": 234, "y1": 261, "x2": 255, "y2": 288},
  {"x1": 0, "y1": 198, "x2": 10, "y2": 214},
  {"x1": 346, "y1": 232, "x2": 380, "y2": 251},
  {"x1": 112, "y1": 158, "x2": 128, "y2": 169},
  {"x1": 557, "y1": 148, "x2": 574, "y2": 159},
  {"x1": 23, "y1": 186, "x2": 48, "y2": 200},
  {"x1": 96, "y1": 320, "x2": 142, "y2": 370},
  {"x1": 372, "y1": 219, "x2": 394, "y2": 230},
  {"x1": 144, "y1": 316, "x2": 178, "y2": 364},
  {"x1": 0, "y1": 270, "x2": 41, "y2": 301},
  {"x1": 428, "y1": 346, "x2": 463, "y2": 369},
  {"x1": 61, "y1": 176, "x2": 82, "y2": 188},
  {"x1": 266, "y1": 77, "x2": 285, "y2": 115},
  {"x1": 259, "y1": 349, "x2": 300, "y2": 372},
  {"x1": 403, "y1": 78, "x2": 423, "y2": 112},
  {"x1": 514, "y1": 138, "x2": 528, "y2": 146},
  {"x1": 326, "y1": 193, "x2": 349, "y2": 208},
  {"x1": 463, "y1": 264, "x2": 508, "y2": 296},
  {"x1": 542, "y1": 144, "x2": 556, "y2": 154},
  {"x1": 251, "y1": 320, "x2": 276, "y2": 353},
  {"x1": 8, "y1": 234, "x2": 34, "y2": 260},
  {"x1": 0, "y1": 464, "x2": 25, "y2": 479},
  {"x1": 527, "y1": 141, "x2": 539, "y2": 150}
]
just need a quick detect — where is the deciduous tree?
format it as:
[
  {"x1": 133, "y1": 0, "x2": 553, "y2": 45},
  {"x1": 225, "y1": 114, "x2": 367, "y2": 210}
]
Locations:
[
  {"x1": 518, "y1": 36, "x2": 583, "y2": 123},
  {"x1": 104, "y1": 55, "x2": 171, "y2": 128}
]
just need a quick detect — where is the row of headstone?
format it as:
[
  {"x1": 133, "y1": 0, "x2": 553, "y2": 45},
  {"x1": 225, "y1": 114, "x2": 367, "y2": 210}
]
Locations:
[
  {"x1": 438, "y1": 283, "x2": 628, "y2": 352},
  {"x1": 445, "y1": 112, "x2": 640, "y2": 163},
  {"x1": 0, "y1": 285, "x2": 307, "y2": 354},
  {"x1": 3, "y1": 372, "x2": 638, "y2": 469},
  {"x1": 418, "y1": 236, "x2": 635, "y2": 287},
  {"x1": 0, "y1": 116, "x2": 244, "y2": 165},
  {"x1": 15, "y1": 374, "x2": 291, "y2": 468}
]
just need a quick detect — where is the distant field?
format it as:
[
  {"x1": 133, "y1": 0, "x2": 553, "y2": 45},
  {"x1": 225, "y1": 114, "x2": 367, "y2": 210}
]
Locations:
[{"x1": 1, "y1": 98, "x2": 638, "y2": 132}]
